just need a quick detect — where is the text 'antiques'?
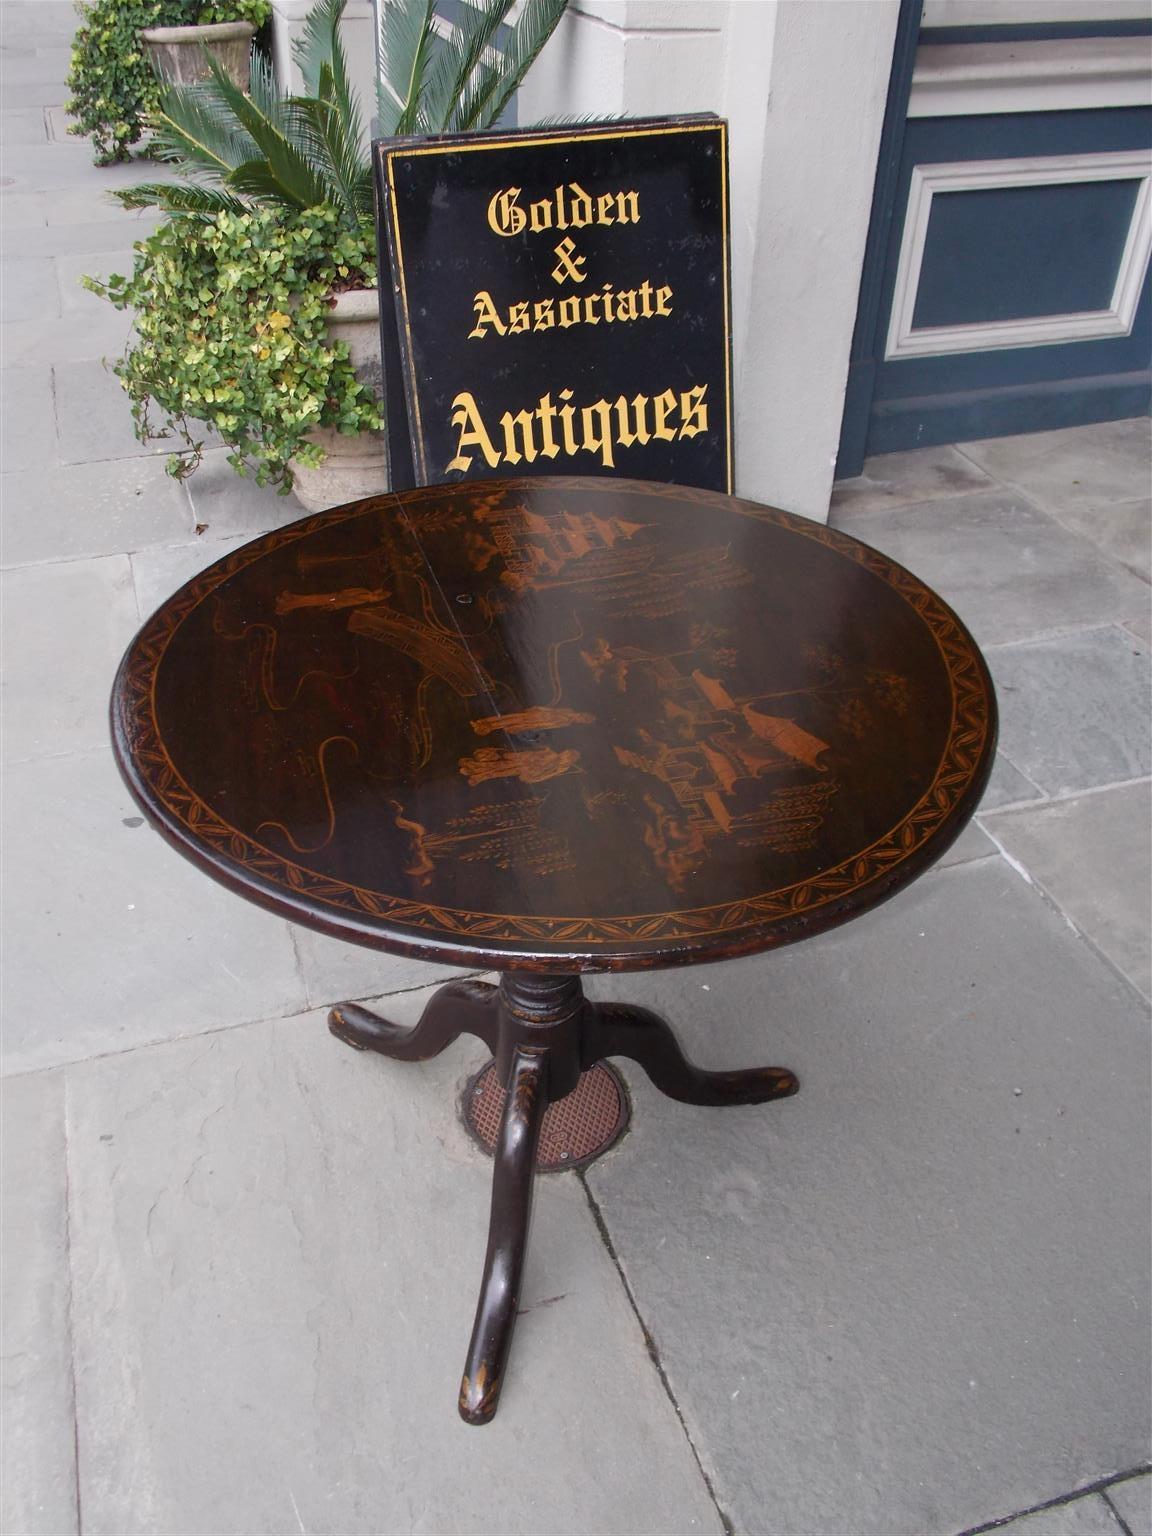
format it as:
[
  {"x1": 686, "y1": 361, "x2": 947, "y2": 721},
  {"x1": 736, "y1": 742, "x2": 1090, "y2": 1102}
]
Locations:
[{"x1": 374, "y1": 119, "x2": 733, "y2": 492}]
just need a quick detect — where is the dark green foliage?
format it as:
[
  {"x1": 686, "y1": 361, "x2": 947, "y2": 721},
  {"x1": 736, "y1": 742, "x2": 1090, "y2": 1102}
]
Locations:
[
  {"x1": 84, "y1": 0, "x2": 569, "y2": 492},
  {"x1": 84, "y1": 206, "x2": 382, "y2": 491},
  {"x1": 113, "y1": 0, "x2": 569, "y2": 217},
  {"x1": 65, "y1": 0, "x2": 271, "y2": 165}
]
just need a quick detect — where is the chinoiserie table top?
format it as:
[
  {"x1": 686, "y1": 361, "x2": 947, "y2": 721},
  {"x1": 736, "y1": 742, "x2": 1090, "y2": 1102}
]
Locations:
[{"x1": 111, "y1": 477, "x2": 997, "y2": 973}]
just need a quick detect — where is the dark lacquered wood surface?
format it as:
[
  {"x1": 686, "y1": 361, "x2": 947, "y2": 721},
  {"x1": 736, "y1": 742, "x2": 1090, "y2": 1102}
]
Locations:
[{"x1": 111, "y1": 477, "x2": 997, "y2": 972}]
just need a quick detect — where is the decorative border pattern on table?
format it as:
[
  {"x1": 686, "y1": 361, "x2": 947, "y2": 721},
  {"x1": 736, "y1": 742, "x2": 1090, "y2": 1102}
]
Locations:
[{"x1": 113, "y1": 480, "x2": 995, "y2": 953}]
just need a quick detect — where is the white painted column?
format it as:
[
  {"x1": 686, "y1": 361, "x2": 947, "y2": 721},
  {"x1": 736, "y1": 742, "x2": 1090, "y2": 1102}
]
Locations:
[{"x1": 518, "y1": 0, "x2": 900, "y2": 522}]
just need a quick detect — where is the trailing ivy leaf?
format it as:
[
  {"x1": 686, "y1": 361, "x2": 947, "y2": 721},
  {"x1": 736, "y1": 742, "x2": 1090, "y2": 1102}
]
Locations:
[{"x1": 86, "y1": 206, "x2": 381, "y2": 492}]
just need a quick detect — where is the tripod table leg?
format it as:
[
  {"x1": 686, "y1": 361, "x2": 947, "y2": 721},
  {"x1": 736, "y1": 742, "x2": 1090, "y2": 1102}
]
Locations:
[
  {"x1": 458, "y1": 1045, "x2": 548, "y2": 1425},
  {"x1": 587, "y1": 1001, "x2": 798, "y2": 1106},
  {"x1": 328, "y1": 978, "x2": 499, "y2": 1059}
]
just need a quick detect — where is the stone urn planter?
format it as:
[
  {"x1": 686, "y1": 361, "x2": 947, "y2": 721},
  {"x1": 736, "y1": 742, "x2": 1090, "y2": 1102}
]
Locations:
[
  {"x1": 290, "y1": 287, "x2": 390, "y2": 512},
  {"x1": 139, "y1": 21, "x2": 256, "y2": 89}
]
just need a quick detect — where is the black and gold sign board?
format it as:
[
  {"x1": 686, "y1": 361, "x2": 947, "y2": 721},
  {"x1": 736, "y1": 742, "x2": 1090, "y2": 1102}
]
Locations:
[{"x1": 373, "y1": 116, "x2": 733, "y2": 492}]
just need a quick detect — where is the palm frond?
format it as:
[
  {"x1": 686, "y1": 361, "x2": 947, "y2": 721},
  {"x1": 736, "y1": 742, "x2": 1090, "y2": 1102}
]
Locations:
[
  {"x1": 286, "y1": 83, "x2": 372, "y2": 225},
  {"x1": 529, "y1": 112, "x2": 624, "y2": 127},
  {"x1": 226, "y1": 156, "x2": 323, "y2": 210},
  {"x1": 419, "y1": 0, "x2": 516, "y2": 133},
  {"x1": 200, "y1": 50, "x2": 331, "y2": 209},
  {"x1": 111, "y1": 181, "x2": 250, "y2": 218},
  {"x1": 466, "y1": 0, "x2": 567, "y2": 130},
  {"x1": 286, "y1": 2, "x2": 370, "y2": 219},
  {"x1": 246, "y1": 45, "x2": 292, "y2": 130},
  {"x1": 317, "y1": 0, "x2": 364, "y2": 157},
  {"x1": 145, "y1": 83, "x2": 257, "y2": 178},
  {"x1": 294, "y1": 0, "x2": 346, "y2": 100},
  {"x1": 376, "y1": 0, "x2": 437, "y2": 136}
]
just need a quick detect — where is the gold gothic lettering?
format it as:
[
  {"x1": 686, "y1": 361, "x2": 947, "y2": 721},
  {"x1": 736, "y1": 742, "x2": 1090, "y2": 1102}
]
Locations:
[
  {"x1": 445, "y1": 385, "x2": 710, "y2": 474},
  {"x1": 468, "y1": 281, "x2": 674, "y2": 340},
  {"x1": 487, "y1": 182, "x2": 641, "y2": 238}
]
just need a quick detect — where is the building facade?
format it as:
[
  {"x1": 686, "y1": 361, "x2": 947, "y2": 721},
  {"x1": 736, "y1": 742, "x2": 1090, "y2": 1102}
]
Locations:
[{"x1": 272, "y1": 0, "x2": 1152, "y2": 522}]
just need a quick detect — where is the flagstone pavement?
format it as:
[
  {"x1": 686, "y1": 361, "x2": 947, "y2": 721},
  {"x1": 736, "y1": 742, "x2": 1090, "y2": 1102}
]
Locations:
[{"x1": 2, "y1": 5, "x2": 1150, "y2": 1533}]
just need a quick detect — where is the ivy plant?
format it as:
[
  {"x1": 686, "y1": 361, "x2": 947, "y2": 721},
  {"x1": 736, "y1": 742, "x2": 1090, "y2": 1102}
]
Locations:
[
  {"x1": 65, "y1": 0, "x2": 271, "y2": 165},
  {"x1": 83, "y1": 206, "x2": 382, "y2": 491},
  {"x1": 82, "y1": 0, "x2": 570, "y2": 491}
]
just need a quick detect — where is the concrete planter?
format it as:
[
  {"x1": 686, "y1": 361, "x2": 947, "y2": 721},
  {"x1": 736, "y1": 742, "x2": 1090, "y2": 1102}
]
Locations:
[
  {"x1": 290, "y1": 287, "x2": 389, "y2": 512},
  {"x1": 139, "y1": 21, "x2": 256, "y2": 89}
]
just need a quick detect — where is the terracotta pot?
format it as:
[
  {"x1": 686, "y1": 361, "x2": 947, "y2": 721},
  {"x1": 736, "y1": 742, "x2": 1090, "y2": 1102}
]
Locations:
[
  {"x1": 139, "y1": 20, "x2": 255, "y2": 89},
  {"x1": 290, "y1": 288, "x2": 389, "y2": 512}
]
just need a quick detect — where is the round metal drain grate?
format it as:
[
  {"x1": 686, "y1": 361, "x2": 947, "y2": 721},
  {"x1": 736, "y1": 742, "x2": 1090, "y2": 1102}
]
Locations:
[{"x1": 463, "y1": 1059, "x2": 630, "y2": 1171}]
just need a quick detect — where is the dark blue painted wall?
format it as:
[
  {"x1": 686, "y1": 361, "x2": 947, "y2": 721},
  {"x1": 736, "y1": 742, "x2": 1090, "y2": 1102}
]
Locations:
[
  {"x1": 912, "y1": 178, "x2": 1141, "y2": 328},
  {"x1": 841, "y1": 104, "x2": 1151, "y2": 466}
]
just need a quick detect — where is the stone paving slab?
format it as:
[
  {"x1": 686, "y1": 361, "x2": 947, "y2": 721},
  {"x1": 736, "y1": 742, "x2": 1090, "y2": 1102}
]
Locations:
[
  {"x1": 0, "y1": 190, "x2": 48, "y2": 227},
  {"x1": 830, "y1": 489, "x2": 1149, "y2": 648},
  {"x1": 1, "y1": 749, "x2": 306, "y2": 1075},
  {"x1": 1107, "y1": 1473, "x2": 1151, "y2": 1536},
  {"x1": 292, "y1": 925, "x2": 468, "y2": 1011},
  {"x1": 1047, "y1": 495, "x2": 1151, "y2": 585},
  {"x1": 0, "y1": 253, "x2": 60, "y2": 321},
  {"x1": 937, "y1": 818, "x2": 997, "y2": 869},
  {"x1": 959, "y1": 418, "x2": 1152, "y2": 517},
  {"x1": 56, "y1": 249, "x2": 131, "y2": 315},
  {"x1": 1126, "y1": 613, "x2": 1152, "y2": 645},
  {"x1": 1, "y1": 457, "x2": 192, "y2": 568},
  {"x1": 1, "y1": 304, "x2": 133, "y2": 366},
  {"x1": 0, "y1": 79, "x2": 68, "y2": 107},
  {"x1": 0, "y1": 1071, "x2": 77, "y2": 1536},
  {"x1": 54, "y1": 357, "x2": 164, "y2": 464},
  {"x1": 41, "y1": 184, "x2": 173, "y2": 227},
  {"x1": 64, "y1": 995, "x2": 721, "y2": 1536},
  {"x1": 183, "y1": 448, "x2": 304, "y2": 539},
  {"x1": 0, "y1": 363, "x2": 58, "y2": 472},
  {"x1": 988, "y1": 626, "x2": 1151, "y2": 797},
  {"x1": 0, "y1": 51, "x2": 72, "y2": 87},
  {"x1": 0, "y1": 142, "x2": 98, "y2": 191},
  {"x1": 1, "y1": 554, "x2": 137, "y2": 761},
  {"x1": 980, "y1": 752, "x2": 1045, "y2": 812},
  {"x1": 1, "y1": 145, "x2": 179, "y2": 188},
  {"x1": 984, "y1": 783, "x2": 1152, "y2": 999},
  {"x1": 44, "y1": 106, "x2": 81, "y2": 143},
  {"x1": 0, "y1": 0, "x2": 78, "y2": 45},
  {"x1": 0, "y1": 106, "x2": 48, "y2": 145},
  {"x1": 129, "y1": 534, "x2": 250, "y2": 620},
  {"x1": 2, "y1": 212, "x2": 158, "y2": 259},
  {"x1": 989, "y1": 1496, "x2": 1131, "y2": 1536},
  {"x1": 830, "y1": 442, "x2": 994, "y2": 517},
  {"x1": 584, "y1": 859, "x2": 1152, "y2": 1536}
]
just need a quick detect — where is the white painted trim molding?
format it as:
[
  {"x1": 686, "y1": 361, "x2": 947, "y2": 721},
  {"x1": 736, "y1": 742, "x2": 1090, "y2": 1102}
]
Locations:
[
  {"x1": 884, "y1": 149, "x2": 1152, "y2": 360},
  {"x1": 909, "y1": 37, "x2": 1152, "y2": 117}
]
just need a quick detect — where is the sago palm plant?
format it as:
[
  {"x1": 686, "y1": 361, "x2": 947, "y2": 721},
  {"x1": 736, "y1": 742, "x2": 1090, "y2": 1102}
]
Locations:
[{"x1": 114, "y1": 0, "x2": 569, "y2": 229}]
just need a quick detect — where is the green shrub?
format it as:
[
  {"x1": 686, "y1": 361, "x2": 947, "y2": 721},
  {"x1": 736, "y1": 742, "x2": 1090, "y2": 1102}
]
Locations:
[
  {"x1": 65, "y1": 0, "x2": 271, "y2": 165},
  {"x1": 84, "y1": 206, "x2": 382, "y2": 491}
]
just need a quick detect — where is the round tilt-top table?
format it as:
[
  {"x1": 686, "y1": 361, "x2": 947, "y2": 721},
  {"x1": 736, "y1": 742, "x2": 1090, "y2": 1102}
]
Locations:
[{"x1": 111, "y1": 476, "x2": 996, "y2": 1425}]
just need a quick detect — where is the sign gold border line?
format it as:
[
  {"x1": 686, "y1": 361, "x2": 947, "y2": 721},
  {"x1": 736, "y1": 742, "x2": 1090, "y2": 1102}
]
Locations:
[
  {"x1": 383, "y1": 165, "x2": 428, "y2": 482},
  {"x1": 382, "y1": 120, "x2": 733, "y2": 491},
  {"x1": 719, "y1": 119, "x2": 732, "y2": 494}
]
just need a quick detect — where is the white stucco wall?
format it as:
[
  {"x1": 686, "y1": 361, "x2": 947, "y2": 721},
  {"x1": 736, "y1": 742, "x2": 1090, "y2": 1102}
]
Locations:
[
  {"x1": 270, "y1": 0, "x2": 377, "y2": 115},
  {"x1": 517, "y1": 0, "x2": 900, "y2": 521}
]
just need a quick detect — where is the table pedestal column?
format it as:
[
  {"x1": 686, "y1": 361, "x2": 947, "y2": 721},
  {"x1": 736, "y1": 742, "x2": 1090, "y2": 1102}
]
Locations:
[{"x1": 328, "y1": 972, "x2": 798, "y2": 1425}]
